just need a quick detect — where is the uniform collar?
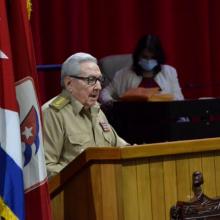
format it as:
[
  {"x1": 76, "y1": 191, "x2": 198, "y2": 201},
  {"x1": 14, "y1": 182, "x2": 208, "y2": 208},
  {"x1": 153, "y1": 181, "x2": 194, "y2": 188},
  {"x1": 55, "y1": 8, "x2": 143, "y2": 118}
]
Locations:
[{"x1": 61, "y1": 89, "x2": 100, "y2": 115}]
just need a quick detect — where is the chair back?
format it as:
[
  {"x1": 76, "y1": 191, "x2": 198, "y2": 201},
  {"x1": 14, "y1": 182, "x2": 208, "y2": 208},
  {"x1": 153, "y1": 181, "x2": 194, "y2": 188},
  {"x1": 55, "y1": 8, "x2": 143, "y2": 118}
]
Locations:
[{"x1": 98, "y1": 53, "x2": 132, "y2": 85}]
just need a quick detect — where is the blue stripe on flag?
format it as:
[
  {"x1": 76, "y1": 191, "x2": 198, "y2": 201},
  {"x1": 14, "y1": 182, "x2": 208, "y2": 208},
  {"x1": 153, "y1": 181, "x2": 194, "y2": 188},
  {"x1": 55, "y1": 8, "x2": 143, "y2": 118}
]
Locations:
[{"x1": 0, "y1": 145, "x2": 25, "y2": 220}]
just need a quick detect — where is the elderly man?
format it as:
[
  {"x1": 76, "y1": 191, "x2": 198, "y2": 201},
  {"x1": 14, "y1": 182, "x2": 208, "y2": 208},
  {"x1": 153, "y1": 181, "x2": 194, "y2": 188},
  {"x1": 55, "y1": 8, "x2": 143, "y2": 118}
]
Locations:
[{"x1": 43, "y1": 52, "x2": 128, "y2": 176}]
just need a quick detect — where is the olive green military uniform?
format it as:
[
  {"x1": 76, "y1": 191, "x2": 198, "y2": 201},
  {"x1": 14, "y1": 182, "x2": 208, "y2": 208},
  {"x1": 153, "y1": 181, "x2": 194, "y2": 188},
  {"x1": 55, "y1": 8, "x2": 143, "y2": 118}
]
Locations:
[{"x1": 43, "y1": 89, "x2": 127, "y2": 176}]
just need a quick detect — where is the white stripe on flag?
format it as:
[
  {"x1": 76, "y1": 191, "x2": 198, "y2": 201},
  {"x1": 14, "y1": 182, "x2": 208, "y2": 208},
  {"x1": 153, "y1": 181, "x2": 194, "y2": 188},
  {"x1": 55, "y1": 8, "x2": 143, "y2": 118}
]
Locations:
[
  {"x1": 0, "y1": 107, "x2": 23, "y2": 168},
  {"x1": 0, "y1": 50, "x2": 8, "y2": 59}
]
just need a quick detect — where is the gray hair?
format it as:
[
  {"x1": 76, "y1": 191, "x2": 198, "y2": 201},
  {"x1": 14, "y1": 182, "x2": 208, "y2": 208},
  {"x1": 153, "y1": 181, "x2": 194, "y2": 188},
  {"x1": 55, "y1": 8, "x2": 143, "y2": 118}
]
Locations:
[{"x1": 61, "y1": 52, "x2": 97, "y2": 87}]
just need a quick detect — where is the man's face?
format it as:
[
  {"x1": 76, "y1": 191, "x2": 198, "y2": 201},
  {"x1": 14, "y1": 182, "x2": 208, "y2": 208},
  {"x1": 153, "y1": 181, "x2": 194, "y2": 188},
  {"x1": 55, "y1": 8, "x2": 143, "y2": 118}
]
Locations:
[{"x1": 65, "y1": 61, "x2": 102, "y2": 108}]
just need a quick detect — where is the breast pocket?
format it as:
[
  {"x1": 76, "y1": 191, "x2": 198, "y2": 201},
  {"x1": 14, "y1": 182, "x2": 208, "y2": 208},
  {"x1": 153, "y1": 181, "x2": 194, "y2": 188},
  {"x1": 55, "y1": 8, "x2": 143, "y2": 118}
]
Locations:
[{"x1": 67, "y1": 134, "x2": 90, "y2": 153}]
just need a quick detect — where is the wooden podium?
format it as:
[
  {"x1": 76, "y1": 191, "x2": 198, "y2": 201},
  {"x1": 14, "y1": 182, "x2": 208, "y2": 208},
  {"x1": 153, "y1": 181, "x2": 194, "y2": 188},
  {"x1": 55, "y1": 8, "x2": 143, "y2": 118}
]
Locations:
[{"x1": 49, "y1": 137, "x2": 220, "y2": 220}]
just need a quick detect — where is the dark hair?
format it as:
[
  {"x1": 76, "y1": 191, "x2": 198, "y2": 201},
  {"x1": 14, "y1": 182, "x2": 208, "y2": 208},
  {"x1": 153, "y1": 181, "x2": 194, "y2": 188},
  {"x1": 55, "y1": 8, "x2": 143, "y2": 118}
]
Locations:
[{"x1": 132, "y1": 34, "x2": 166, "y2": 76}]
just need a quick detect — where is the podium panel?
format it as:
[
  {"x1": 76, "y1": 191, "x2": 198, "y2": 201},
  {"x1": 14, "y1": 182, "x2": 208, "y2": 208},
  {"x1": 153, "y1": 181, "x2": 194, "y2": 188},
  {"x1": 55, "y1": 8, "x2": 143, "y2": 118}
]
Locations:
[{"x1": 49, "y1": 138, "x2": 220, "y2": 220}]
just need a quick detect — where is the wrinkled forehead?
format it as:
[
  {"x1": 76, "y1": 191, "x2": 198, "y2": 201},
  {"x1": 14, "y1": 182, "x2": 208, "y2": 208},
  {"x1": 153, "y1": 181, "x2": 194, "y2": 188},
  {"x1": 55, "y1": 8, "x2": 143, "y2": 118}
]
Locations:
[{"x1": 79, "y1": 61, "x2": 101, "y2": 76}]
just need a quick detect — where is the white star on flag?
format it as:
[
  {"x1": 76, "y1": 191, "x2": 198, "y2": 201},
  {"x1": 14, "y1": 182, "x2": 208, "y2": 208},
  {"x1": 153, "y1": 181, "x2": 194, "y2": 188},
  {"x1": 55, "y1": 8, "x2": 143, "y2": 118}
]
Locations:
[
  {"x1": 22, "y1": 126, "x2": 33, "y2": 140},
  {"x1": 0, "y1": 49, "x2": 8, "y2": 59}
]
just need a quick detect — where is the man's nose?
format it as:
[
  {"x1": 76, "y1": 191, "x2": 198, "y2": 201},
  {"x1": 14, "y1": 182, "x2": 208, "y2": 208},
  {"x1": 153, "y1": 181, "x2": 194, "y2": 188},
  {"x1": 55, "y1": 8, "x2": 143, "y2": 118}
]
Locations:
[{"x1": 94, "y1": 80, "x2": 102, "y2": 90}]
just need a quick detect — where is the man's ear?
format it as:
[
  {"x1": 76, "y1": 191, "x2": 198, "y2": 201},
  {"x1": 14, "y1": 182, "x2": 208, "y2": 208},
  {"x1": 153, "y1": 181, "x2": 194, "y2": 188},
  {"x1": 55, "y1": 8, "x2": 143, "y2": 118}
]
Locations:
[{"x1": 64, "y1": 76, "x2": 72, "y2": 91}]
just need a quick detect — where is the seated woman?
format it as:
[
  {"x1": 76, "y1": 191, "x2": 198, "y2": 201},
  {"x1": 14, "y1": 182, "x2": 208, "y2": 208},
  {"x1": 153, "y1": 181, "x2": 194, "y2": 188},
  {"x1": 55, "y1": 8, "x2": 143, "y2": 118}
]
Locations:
[{"x1": 100, "y1": 34, "x2": 184, "y2": 104}]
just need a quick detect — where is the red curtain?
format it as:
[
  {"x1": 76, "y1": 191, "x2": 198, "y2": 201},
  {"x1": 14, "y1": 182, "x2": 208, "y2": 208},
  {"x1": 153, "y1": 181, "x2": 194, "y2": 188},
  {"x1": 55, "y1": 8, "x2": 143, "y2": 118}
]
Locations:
[{"x1": 30, "y1": 0, "x2": 220, "y2": 103}]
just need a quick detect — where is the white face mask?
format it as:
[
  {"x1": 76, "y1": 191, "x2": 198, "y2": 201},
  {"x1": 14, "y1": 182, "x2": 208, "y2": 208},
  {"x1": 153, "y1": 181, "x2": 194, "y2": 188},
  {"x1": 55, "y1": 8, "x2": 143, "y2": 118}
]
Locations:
[{"x1": 138, "y1": 58, "x2": 158, "y2": 71}]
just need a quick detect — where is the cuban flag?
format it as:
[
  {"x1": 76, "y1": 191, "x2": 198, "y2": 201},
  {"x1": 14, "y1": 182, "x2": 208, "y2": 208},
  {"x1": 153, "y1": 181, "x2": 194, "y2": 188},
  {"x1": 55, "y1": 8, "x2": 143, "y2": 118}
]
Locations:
[
  {"x1": 0, "y1": 53, "x2": 24, "y2": 220},
  {"x1": 0, "y1": 0, "x2": 52, "y2": 219}
]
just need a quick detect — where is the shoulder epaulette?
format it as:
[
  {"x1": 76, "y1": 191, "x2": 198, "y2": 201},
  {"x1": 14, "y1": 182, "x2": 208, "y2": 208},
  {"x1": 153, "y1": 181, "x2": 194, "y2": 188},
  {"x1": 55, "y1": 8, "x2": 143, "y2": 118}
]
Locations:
[{"x1": 49, "y1": 96, "x2": 70, "y2": 111}]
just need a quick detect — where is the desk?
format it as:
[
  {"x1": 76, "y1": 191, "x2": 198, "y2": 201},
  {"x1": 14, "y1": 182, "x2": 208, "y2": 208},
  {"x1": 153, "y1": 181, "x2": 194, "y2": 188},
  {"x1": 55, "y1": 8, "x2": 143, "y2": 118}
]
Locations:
[{"x1": 103, "y1": 98, "x2": 220, "y2": 144}]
